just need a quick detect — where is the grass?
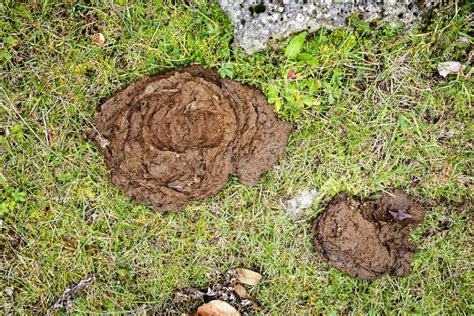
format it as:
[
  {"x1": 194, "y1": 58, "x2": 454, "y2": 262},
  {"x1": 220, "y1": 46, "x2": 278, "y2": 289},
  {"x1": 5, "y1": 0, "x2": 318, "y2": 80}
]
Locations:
[{"x1": 0, "y1": 0, "x2": 473, "y2": 314}]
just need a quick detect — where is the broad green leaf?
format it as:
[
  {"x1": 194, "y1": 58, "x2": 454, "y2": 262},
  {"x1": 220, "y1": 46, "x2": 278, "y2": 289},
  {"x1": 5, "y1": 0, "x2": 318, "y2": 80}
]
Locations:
[
  {"x1": 399, "y1": 115, "x2": 410, "y2": 131},
  {"x1": 0, "y1": 50, "x2": 12, "y2": 61},
  {"x1": 4, "y1": 37, "x2": 18, "y2": 46},
  {"x1": 11, "y1": 190, "x2": 26, "y2": 202},
  {"x1": 0, "y1": 203, "x2": 8, "y2": 217},
  {"x1": 266, "y1": 85, "x2": 279, "y2": 103},
  {"x1": 284, "y1": 31, "x2": 307, "y2": 58},
  {"x1": 218, "y1": 66, "x2": 233, "y2": 78},
  {"x1": 304, "y1": 79, "x2": 322, "y2": 93},
  {"x1": 297, "y1": 53, "x2": 318, "y2": 65},
  {"x1": 320, "y1": 178, "x2": 340, "y2": 195},
  {"x1": 302, "y1": 95, "x2": 315, "y2": 106}
]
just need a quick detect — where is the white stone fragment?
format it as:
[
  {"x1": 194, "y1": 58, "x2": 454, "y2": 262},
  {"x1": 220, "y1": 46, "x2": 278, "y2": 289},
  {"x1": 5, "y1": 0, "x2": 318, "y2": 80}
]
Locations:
[{"x1": 285, "y1": 189, "x2": 319, "y2": 219}]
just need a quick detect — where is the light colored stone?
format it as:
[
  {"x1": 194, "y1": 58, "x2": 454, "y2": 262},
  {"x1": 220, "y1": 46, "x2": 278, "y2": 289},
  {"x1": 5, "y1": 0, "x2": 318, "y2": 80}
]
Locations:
[
  {"x1": 285, "y1": 189, "x2": 319, "y2": 219},
  {"x1": 217, "y1": 0, "x2": 443, "y2": 54}
]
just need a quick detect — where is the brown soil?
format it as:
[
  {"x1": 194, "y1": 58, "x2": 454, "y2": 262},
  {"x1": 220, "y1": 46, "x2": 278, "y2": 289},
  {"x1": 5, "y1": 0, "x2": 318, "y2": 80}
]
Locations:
[
  {"x1": 312, "y1": 189, "x2": 426, "y2": 280},
  {"x1": 89, "y1": 65, "x2": 291, "y2": 211}
]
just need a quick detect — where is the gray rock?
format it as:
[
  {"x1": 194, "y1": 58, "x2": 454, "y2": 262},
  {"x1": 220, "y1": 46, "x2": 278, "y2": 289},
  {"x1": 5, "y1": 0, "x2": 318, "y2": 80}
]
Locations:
[{"x1": 217, "y1": 0, "x2": 442, "y2": 54}]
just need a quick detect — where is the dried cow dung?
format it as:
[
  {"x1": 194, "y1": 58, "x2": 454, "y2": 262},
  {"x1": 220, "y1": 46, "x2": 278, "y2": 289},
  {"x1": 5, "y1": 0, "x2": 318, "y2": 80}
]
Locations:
[
  {"x1": 89, "y1": 65, "x2": 291, "y2": 211},
  {"x1": 312, "y1": 190, "x2": 426, "y2": 280}
]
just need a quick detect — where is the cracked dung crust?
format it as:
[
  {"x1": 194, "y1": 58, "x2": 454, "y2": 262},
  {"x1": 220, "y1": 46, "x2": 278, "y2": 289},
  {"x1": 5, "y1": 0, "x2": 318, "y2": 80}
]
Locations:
[
  {"x1": 89, "y1": 65, "x2": 291, "y2": 211},
  {"x1": 312, "y1": 190, "x2": 425, "y2": 280}
]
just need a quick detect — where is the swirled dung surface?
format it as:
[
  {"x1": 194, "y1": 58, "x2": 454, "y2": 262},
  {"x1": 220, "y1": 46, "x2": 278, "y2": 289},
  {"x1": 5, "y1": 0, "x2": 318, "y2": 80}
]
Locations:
[{"x1": 89, "y1": 65, "x2": 291, "y2": 211}]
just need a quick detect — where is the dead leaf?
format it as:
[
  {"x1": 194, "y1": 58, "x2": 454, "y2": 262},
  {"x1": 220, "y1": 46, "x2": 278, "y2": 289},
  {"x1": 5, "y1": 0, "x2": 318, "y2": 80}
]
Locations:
[
  {"x1": 235, "y1": 268, "x2": 262, "y2": 286},
  {"x1": 91, "y1": 33, "x2": 105, "y2": 47},
  {"x1": 389, "y1": 209, "x2": 412, "y2": 221},
  {"x1": 439, "y1": 163, "x2": 452, "y2": 183},
  {"x1": 233, "y1": 284, "x2": 250, "y2": 299},
  {"x1": 437, "y1": 61, "x2": 465, "y2": 78},
  {"x1": 197, "y1": 300, "x2": 240, "y2": 316},
  {"x1": 252, "y1": 303, "x2": 262, "y2": 312}
]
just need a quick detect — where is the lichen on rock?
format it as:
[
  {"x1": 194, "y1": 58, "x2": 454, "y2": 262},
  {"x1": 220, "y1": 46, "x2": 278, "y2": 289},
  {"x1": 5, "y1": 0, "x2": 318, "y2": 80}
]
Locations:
[{"x1": 217, "y1": 0, "x2": 442, "y2": 54}]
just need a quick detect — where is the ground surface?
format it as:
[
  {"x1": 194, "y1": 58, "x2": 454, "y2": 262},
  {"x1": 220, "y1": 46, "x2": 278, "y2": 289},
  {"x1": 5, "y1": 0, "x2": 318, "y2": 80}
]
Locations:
[{"x1": 1, "y1": 1, "x2": 473, "y2": 314}]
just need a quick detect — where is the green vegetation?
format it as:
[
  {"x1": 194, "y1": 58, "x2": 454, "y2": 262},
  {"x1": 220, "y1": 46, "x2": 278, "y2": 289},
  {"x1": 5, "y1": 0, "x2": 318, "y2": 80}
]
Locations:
[{"x1": 1, "y1": 0, "x2": 472, "y2": 313}]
